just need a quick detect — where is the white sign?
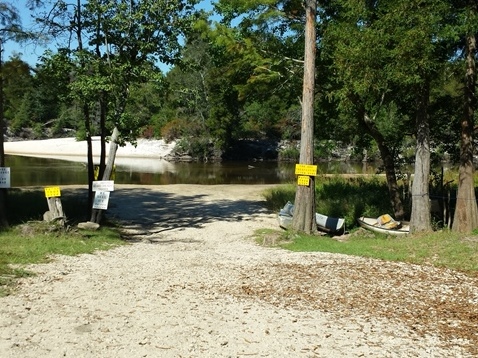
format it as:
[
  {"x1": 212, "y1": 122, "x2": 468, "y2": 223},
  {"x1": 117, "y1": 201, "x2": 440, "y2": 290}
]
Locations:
[
  {"x1": 0, "y1": 167, "x2": 10, "y2": 188},
  {"x1": 92, "y1": 180, "x2": 115, "y2": 192},
  {"x1": 92, "y1": 191, "x2": 110, "y2": 210}
]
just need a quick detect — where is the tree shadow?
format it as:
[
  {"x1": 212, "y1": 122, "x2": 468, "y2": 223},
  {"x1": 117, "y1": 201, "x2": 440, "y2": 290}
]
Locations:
[{"x1": 104, "y1": 187, "x2": 271, "y2": 233}]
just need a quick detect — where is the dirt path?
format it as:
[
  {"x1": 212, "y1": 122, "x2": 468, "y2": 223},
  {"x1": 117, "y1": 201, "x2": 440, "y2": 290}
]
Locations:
[{"x1": 0, "y1": 184, "x2": 477, "y2": 357}]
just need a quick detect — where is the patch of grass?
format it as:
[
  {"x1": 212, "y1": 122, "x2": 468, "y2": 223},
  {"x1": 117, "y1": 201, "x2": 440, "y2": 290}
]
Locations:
[
  {"x1": 0, "y1": 189, "x2": 126, "y2": 297},
  {"x1": 276, "y1": 229, "x2": 478, "y2": 274}
]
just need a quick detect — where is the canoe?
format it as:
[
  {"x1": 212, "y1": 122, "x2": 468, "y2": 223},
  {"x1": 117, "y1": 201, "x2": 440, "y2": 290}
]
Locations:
[
  {"x1": 357, "y1": 216, "x2": 410, "y2": 236},
  {"x1": 278, "y1": 202, "x2": 345, "y2": 234}
]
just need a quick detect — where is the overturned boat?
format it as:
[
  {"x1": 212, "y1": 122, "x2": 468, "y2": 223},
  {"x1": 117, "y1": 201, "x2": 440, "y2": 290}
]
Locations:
[{"x1": 278, "y1": 201, "x2": 345, "y2": 234}]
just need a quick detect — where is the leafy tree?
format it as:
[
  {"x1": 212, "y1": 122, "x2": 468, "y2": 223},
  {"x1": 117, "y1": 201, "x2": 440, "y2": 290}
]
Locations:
[
  {"x1": 323, "y1": 0, "x2": 450, "y2": 231},
  {"x1": 0, "y1": 1, "x2": 37, "y2": 229},
  {"x1": 34, "y1": 0, "x2": 200, "y2": 222}
]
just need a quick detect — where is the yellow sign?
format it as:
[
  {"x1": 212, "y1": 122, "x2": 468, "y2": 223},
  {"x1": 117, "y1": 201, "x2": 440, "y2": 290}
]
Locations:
[
  {"x1": 295, "y1": 164, "x2": 317, "y2": 176},
  {"x1": 297, "y1": 176, "x2": 310, "y2": 186},
  {"x1": 44, "y1": 186, "x2": 61, "y2": 198}
]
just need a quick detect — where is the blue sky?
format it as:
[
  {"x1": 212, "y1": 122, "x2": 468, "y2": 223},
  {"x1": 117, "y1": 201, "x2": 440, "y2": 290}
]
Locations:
[{"x1": 2, "y1": 0, "x2": 215, "y2": 69}]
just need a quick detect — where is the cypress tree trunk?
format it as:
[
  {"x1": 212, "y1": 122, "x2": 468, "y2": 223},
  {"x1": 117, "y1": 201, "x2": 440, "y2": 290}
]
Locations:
[
  {"x1": 292, "y1": 0, "x2": 317, "y2": 234},
  {"x1": 360, "y1": 113, "x2": 405, "y2": 220},
  {"x1": 452, "y1": 31, "x2": 478, "y2": 233},
  {"x1": 410, "y1": 83, "x2": 432, "y2": 233},
  {"x1": 0, "y1": 40, "x2": 8, "y2": 229}
]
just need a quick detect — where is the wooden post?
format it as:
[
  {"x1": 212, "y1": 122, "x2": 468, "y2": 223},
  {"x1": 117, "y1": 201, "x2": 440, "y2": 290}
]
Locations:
[{"x1": 43, "y1": 187, "x2": 65, "y2": 226}]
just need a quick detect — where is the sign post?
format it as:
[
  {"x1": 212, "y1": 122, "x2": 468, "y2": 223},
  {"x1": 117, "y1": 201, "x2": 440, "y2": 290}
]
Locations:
[{"x1": 92, "y1": 180, "x2": 115, "y2": 210}]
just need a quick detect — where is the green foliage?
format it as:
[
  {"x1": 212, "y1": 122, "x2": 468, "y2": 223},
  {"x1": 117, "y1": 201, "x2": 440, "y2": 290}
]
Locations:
[{"x1": 175, "y1": 136, "x2": 218, "y2": 161}]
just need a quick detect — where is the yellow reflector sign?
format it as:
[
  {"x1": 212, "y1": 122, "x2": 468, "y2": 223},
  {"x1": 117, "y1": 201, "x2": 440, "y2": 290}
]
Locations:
[{"x1": 44, "y1": 186, "x2": 61, "y2": 198}]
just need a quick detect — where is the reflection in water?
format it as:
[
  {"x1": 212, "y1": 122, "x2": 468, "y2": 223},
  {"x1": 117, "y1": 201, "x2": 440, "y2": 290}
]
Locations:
[{"x1": 5, "y1": 154, "x2": 383, "y2": 187}]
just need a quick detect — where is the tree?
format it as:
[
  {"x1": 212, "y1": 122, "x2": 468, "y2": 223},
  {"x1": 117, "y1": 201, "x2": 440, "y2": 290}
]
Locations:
[
  {"x1": 291, "y1": 0, "x2": 317, "y2": 234},
  {"x1": 323, "y1": 0, "x2": 450, "y2": 230},
  {"x1": 0, "y1": 1, "x2": 34, "y2": 229},
  {"x1": 452, "y1": 0, "x2": 478, "y2": 233},
  {"x1": 35, "y1": 0, "x2": 200, "y2": 223}
]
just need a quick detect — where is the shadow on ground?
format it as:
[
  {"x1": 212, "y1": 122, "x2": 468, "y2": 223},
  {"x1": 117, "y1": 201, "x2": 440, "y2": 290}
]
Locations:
[{"x1": 103, "y1": 187, "x2": 272, "y2": 234}]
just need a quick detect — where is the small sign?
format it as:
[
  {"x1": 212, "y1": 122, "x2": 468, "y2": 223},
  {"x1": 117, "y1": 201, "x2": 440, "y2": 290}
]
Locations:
[
  {"x1": 0, "y1": 167, "x2": 10, "y2": 188},
  {"x1": 295, "y1": 164, "x2": 317, "y2": 176},
  {"x1": 45, "y1": 186, "x2": 61, "y2": 198},
  {"x1": 297, "y1": 175, "x2": 310, "y2": 186},
  {"x1": 92, "y1": 180, "x2": 115, "y2": 192},
  {"x1": 93, "y1": 191, "x2": 110, "y2": 210}
]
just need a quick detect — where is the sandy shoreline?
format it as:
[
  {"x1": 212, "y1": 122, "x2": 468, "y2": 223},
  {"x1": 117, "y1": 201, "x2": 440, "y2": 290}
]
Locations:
[
  {"x1": 4, "y1": 137, "x2": 176, "y2": 162},
  {"x1": 0, "y1": 184, "x2": 477, "y2": 357}
]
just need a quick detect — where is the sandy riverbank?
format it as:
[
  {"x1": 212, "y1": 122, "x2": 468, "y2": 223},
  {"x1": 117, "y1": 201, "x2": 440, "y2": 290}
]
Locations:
[{"x1": 4, "y1": 137, "x2": 176, "y2": 162}]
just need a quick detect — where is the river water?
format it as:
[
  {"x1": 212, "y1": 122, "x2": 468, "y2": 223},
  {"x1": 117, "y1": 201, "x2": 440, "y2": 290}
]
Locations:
[{"x1": 5, "y1": 154, "x2": 379, "y2": 187}]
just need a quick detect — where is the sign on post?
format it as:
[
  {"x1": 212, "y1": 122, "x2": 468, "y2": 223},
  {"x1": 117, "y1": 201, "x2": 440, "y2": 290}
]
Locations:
[
  {"x1": 92, "y1": 181, "x2": 114, "y2": 210},
  {"x1": 295, "y1": 164, "x2": 317, "y2": 186},
  {"x1": 43, "y1": 186, "x2": 65, "y2": 224},
  {"x1": 295, "y1": 164, "x2": 317, "y2": 176},
  {"x1": 297, "y1": 175, "x2": 310, "y2": 186},
  {"x1": 92, "y1": 180, "x2": 115, "y2": 192},
  {"x1": 45, "y1": 186, "x2": 61, "y2": 198},
  {"x1": 93, "y1": 191, "x2": 111, "y2": 210},
  {"x1": 0, "y1": 167, "x2": 11, "y2": 188}
]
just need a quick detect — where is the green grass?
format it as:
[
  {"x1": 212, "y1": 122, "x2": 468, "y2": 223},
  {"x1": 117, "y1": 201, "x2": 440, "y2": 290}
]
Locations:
[
  {"x1": 0, "y1": 189, "x2": 127, "y2": 297},
  {"x1": 277, "y1": 230, "x2": 478, "y2": 273},
  {"x1": 260, "y1": 177, "x2": 478, "y2": 275}
]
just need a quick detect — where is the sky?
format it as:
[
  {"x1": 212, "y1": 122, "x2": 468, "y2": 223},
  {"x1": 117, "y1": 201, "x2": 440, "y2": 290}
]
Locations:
[{"x1": 2, "y1": 0, "x2": 216, "y2": 69}]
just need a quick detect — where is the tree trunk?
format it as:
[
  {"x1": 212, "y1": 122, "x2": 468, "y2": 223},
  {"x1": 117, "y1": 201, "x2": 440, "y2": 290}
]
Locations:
[
  {"x1": 360, "y1": 113, "x2": 405, "y2": 220},
  {"x1": 410, "y1": 83, "x2": 432, "y2": 233},
  {"x1": 292, "y1": 0, "x2": 317, "y2": 234},
  {"x1": 0, "y1": 39, "x2": 9, "y2": 229},
  {"x1": 452, "y1": 31, "x2": 478, "y2": 233},
  {"x1": 90, "y1": 126, "x2": 119, "y2": 224}
]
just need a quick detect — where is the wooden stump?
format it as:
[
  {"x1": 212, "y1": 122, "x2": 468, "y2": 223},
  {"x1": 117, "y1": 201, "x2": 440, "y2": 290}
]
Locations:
[{"x1": 44, "y1": 197, "x2": 65, "y2": 226}]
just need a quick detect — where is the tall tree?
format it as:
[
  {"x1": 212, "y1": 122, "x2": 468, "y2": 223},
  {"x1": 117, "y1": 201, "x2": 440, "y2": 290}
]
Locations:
[
  {"x1": 36, "y1": 0, "x2": 199, "y2": 223},
  {"x1": 452, "y1": 0, "x2": 478, "y2": 233},
  {"x1": 291, "y1": 0, "x2": 317, "y2": 234},
  {"x1": 0, "y1": 1, "x2": 35, "y2": 229}
]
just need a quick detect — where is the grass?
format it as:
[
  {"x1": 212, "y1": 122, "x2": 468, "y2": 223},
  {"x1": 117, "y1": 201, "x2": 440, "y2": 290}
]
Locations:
[
  {"x1": 0, "y1": 188, "x2": 127, "y2": 296},
  {"x1": 260, "y1": 176, "x2": 478, "y2": 275},
  {"x1": 275, "y1": 230, "x2": 478, "y2": 273}
]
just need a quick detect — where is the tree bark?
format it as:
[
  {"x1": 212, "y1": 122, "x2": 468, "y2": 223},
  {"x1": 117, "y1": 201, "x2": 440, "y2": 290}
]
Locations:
[
  {"x1": 292, "y1": 0, "x2": 317, "y2": 234},
  {"x1": 360, "y1": 113, "x2": 405, "y2": 220},
  {"x1": 0, "y1": 39, "x2": 9, "y2": 229},
  {"x1": 90, "y1": 126, "x2": 119, "y2": 224},
  {"x1": 410, "y1": 82, "x2": 432, "y2": 233},
  {"x1": 452, "y1": 31, "x2": 478, "y2": 233}
]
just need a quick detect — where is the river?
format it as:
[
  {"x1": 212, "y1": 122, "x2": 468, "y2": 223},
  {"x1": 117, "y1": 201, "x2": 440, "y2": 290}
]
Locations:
[{"x1": 5, "y1": 155, "x2": 378, "y2": 187}]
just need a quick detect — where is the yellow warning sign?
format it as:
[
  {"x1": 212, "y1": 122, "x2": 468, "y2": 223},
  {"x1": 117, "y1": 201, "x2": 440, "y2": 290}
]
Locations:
[
  {"x1": 44, "y1": 186, "x2": 61, "y2": 198},
  {"x1": 295, "y1": 164, "x2": 317, "y2": 176},
  {"x1": 297, "y1": 176, "x2": 310, "y2": 186}
]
